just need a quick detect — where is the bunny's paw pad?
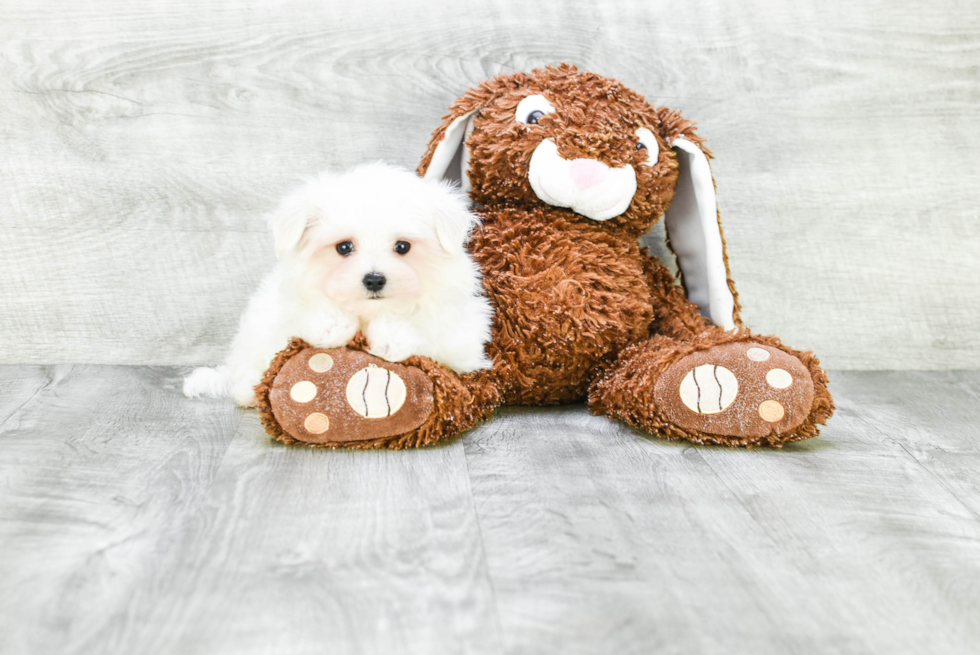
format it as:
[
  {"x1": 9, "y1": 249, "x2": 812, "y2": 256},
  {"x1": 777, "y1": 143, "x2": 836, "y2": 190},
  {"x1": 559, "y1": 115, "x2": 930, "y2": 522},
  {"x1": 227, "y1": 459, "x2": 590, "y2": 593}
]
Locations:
[
  {"x1": 654, "y1": 342, "x2": 814, "y2": 439},
  {"x1": 267, "y1": 347, "x2": 433, "y2": 445}
]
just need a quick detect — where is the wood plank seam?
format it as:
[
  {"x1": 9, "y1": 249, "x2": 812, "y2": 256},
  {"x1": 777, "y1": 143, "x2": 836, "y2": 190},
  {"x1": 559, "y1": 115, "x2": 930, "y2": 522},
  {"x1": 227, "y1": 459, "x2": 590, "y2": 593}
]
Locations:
[{"x1": 0, "y1": 367, "x2": 59, "y2": 432}]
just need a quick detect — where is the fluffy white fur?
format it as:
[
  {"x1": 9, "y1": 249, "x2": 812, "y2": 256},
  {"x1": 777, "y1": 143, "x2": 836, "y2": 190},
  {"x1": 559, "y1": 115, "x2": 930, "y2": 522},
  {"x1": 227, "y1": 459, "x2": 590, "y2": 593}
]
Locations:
[{"x1": 184, "y1": 162, "x2": 493, "y2": 407}]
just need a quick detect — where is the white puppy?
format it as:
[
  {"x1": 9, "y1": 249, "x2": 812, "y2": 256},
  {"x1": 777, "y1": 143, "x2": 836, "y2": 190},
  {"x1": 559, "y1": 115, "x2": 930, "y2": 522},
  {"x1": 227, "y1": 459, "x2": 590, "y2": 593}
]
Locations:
[{"x1": 184, "y1": 162, "x2": 493, "y2": 407}]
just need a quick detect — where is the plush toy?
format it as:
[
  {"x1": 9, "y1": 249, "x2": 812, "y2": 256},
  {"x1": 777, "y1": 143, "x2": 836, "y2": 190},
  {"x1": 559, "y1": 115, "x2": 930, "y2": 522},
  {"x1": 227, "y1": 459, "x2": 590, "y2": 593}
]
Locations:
[{"x1": 256, "y1": 64, "x2": 834, "y2": 449}]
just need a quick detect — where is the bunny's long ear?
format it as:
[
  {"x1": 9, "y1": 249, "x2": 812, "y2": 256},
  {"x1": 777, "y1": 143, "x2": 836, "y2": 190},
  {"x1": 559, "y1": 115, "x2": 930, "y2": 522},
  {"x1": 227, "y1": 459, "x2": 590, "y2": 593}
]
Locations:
[
  {"x1": 662, "y1": 137, "x2": 740, "y2": 330},
  {"x1": 419, "y1": 110, "x2": 477, "y2": 191},
  {"x1": 419, "y1": 84, "x2": 496, "y2": 187}
]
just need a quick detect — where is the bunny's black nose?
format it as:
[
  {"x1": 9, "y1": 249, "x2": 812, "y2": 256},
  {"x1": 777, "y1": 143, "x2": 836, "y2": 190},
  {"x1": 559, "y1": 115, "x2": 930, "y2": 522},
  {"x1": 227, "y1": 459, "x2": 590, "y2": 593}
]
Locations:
[{"x1": 362, "y1": 272, "x2": 386, "y2": 293}]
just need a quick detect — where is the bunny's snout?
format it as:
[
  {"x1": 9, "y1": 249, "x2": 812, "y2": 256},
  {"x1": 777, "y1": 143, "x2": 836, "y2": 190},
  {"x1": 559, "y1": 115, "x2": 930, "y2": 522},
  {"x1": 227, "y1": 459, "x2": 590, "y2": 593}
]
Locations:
[
  {"x1": 569, "y1": 159, "x2": 609, "y2": 190},
  {"x1": 528, "y1": 139, "x2": 636, "y2": 221}
]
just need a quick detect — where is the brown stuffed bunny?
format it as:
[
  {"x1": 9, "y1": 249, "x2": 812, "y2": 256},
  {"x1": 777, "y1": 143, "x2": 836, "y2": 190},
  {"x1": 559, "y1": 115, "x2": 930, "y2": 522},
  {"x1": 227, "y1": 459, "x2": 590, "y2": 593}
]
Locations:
[{"x1": 257, "y1": 64, "x2": 834, "y2": 448}]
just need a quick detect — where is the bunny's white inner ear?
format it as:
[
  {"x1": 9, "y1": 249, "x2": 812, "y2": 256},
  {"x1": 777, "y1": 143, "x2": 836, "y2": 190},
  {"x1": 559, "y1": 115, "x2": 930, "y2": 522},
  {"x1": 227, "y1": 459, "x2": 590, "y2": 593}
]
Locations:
[
  {"x1": 423, "y1": 110, "x2": 477, "y2": 192},
  {"x1": 664, "y1": 137, "x2": 736, "y2": 330}
]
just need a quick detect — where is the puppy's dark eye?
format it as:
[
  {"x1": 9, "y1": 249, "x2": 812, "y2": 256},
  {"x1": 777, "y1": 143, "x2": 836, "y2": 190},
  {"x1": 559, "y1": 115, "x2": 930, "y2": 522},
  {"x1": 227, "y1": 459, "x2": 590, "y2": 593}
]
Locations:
[
  {"x1": 636, "y1": 142, "x2": 647, "y2": 151},
  {"x1": 526, "y1": 110, "x2": 545, "y2": 125},
  {"x1": 394, "y1": 240, "x2": 411, "y2": 255},
  {"x1": 336, "y1": 240, "x2": 354, "y2": 256}
]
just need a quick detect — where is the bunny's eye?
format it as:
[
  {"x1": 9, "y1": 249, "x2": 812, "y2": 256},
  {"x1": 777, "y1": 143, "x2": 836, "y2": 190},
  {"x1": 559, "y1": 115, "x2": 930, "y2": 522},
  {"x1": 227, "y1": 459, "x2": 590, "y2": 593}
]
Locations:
[
  {"x1": 635, "y1": 127, "x2": 660, "y2": 166},
  {"x1": 516, "y1": 94, "x2": 556, "y2": 125}
]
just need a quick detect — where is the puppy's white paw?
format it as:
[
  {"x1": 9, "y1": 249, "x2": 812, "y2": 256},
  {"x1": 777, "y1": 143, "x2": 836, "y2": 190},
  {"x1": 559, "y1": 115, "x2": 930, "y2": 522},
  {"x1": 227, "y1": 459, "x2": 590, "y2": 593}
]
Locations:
[
  {"x1": 452, "y1": 353, "x2": 494, "y2": 373},
  {"x1": 306, "y1": 323, "x2": 358, "y2": 349},
  {"x1": 231, "y1": 382, "x2": 258, "y2": 408},
  {"x1": 368, "y1": 340, "x2": 413, "y2": 363},
  {"x1": 183, "y1": 367, "x2": 229, "y2": 398}
]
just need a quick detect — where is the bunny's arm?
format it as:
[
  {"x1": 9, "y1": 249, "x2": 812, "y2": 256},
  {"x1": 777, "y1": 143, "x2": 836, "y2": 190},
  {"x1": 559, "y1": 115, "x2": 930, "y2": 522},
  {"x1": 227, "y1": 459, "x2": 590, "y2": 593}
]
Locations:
[{"x1": 641, "y1": 248, "x2": 712, "y2": 341}]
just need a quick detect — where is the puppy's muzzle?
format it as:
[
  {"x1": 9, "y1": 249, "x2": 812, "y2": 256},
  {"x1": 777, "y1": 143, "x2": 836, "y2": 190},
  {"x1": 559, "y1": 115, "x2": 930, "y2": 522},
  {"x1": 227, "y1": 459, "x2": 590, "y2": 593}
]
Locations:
[{"x1": 362, "y1": 272, "x2": 386, "y2": 295}]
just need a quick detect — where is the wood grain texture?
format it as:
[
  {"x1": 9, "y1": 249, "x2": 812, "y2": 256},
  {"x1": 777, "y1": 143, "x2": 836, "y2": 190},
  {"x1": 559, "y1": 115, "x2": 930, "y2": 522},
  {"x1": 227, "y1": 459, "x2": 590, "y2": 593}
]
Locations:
[
  {"x1": 463, "y1": 374, "x2": 980, "y2": 654},
  {"x1": 1, "y1": 367, "x2": 979, "y2": 652},
  {"x1": 0, "y1": 365, "x2": 243, "y2": 655},
  {"x1": 105, "y1": 414, "x2": 502, "y2": 655},
  {"x1": 0, "y1": 366, "x2": 501, "y2": 655},
  {"x1": 0, "y1": 366, "x2": 50, "y2": 426},
  {"x1": 1, "y1": 0, "x2": 978, "y2": 368}
]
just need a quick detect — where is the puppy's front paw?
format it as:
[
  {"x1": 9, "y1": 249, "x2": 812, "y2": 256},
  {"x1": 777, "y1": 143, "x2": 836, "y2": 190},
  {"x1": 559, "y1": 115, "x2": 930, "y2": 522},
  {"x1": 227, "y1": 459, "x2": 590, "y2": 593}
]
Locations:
[
  {"x1": 368, "y1": 340, "x2": 413, "y2": 364},
  {"x1": 231, "y1": 383, "x2": 258, "y2": 408},
  {"x1": 306, "y1": 323, "x2": 358, "y2": 349},
  {"x1": 449, "y1": 353, "x2": 494, "y2": 374}
]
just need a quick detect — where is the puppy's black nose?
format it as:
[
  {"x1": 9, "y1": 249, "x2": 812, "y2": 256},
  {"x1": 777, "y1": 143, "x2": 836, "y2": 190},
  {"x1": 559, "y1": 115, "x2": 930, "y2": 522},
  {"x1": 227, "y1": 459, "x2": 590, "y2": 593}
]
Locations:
[{"x1": 362, "y1": 272, "x2": 386, "y2": 292}]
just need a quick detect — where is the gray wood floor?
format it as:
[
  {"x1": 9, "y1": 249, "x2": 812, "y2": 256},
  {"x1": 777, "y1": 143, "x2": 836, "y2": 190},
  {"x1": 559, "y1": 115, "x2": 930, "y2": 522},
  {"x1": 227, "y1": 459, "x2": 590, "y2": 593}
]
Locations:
[{"x1": 1, "y1": 366, "x2": 979, "y2": 655}]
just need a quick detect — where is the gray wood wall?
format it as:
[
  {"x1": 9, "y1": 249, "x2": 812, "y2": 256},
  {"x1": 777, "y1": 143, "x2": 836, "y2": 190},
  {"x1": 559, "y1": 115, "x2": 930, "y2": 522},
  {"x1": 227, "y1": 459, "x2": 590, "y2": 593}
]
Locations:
[{"x1": 2, "y1": 0, "x2": 977, "y2": 369}]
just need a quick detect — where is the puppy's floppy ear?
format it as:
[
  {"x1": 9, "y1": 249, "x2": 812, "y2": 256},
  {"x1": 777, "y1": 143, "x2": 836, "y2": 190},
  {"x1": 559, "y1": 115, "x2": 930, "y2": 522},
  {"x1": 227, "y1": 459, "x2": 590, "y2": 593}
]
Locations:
[
  {"x1": 427, "y1": 181, "x2": 479, "y2": 256},
  {"x1": 267, "y1": 182, "x2": 318, "y2": 258},
  {"x1": 656, "y1": 109, "x2": 741, "y2": 330}
]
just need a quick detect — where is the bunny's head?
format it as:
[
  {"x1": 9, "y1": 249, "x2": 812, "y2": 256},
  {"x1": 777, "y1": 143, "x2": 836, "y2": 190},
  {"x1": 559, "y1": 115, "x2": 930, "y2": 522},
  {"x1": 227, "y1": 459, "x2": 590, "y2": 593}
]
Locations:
[{"x1": 419, "y1": 64, "x2": 738, "y2": 330}]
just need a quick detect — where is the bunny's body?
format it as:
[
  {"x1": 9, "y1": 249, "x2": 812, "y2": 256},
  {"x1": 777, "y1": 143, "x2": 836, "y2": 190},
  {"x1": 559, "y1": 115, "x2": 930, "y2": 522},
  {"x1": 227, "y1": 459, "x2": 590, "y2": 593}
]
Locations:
[{"x1": 470, "y1": 207, "x2": 653, "y2": 405}]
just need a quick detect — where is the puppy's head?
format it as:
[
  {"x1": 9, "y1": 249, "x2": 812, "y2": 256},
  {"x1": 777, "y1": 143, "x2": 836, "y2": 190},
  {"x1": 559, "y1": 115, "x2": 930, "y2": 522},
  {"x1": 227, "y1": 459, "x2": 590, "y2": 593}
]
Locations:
[{"x1": 269, "y1": 162, "x2": 478, "y2": 315}]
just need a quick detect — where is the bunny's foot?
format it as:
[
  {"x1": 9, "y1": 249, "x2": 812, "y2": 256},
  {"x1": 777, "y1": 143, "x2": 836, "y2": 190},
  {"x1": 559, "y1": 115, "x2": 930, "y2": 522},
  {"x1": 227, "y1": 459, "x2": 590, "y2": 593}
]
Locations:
[
  {"x1": 255, "y1": 338, "x2": 501, "y2": 449},
  {"x1": 589, "y1": 331, "x2": 834, "y2": 447}
]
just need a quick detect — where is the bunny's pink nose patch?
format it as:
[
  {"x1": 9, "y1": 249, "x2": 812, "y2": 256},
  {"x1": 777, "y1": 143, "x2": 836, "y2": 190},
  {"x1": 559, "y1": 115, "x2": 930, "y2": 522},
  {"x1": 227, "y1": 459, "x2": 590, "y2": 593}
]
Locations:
[{"x1": 569, "y1": 159, "x2": 608, "y2": 190}]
